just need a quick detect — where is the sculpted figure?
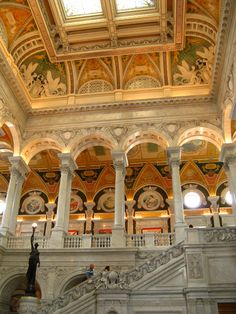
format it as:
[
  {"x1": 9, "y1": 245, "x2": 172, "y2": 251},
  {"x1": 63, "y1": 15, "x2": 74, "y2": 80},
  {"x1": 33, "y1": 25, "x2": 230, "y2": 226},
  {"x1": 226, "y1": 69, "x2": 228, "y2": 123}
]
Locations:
[{"x1": 26, "y1": 228, "x2": 40, "y2": 295}]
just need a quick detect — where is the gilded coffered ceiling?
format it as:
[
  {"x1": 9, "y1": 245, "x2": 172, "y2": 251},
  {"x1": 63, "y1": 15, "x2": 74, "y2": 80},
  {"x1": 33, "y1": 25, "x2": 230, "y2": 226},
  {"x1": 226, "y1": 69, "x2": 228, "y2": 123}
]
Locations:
[{"x1": 0, "y1": 0, "x2": 220, "y2": 109}]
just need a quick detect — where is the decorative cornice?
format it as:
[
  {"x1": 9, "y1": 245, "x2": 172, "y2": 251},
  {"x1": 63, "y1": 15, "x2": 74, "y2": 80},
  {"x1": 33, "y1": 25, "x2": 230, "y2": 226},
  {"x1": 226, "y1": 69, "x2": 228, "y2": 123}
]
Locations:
[{"x1": 28, "y1": 95, "x2": 215, "y2": 116}]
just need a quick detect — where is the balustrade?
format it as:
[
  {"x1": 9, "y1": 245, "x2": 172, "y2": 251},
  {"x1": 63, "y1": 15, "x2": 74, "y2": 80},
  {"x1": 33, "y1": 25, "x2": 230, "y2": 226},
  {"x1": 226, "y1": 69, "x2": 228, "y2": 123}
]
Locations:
[
  {"x1": 64, "y1": 235, "x2": 82, "y2": 248},
  {"x1": 91, "y1": 234, "x2": 111, "y2": 248}
]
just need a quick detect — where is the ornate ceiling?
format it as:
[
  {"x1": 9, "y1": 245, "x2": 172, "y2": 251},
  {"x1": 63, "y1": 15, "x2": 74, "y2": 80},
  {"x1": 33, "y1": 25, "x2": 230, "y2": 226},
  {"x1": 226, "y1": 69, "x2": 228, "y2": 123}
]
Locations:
[{"x1": 0, "y1": 0, "x2": 220, "y2": 110}]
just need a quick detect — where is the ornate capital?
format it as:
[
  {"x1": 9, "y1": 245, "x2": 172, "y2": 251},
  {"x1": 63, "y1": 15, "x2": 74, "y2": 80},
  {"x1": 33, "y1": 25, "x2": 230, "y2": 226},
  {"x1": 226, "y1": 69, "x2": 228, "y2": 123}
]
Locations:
[
  {"x1": 112, "y1": 149, "x2": 128, "y2": 171},
  {"x1": 58, "y1": 153, "x2": 77, "y2": 175},
  {"x1": 167, "y1": 147, "x2": 182, "y2": 168},
  {"x1": 9, "y1": 156, "x2": 29, "y2": 179},
  {"x1": 208, "y1": 196, "x2": 219, "y2": 213},
  {"x1": 220, "y1": 143, "x2": 236, "y2": 164}
]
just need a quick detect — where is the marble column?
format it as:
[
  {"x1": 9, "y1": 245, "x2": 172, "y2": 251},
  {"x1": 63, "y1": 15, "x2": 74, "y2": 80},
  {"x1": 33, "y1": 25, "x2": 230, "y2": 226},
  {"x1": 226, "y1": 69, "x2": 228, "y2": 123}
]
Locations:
[
  {"x1": 166, "y1": 198, "x2": 175, "y2": 233},
  {"x1": 50, "y1": 153, "x2": 77, "y2": 247},
  {"x1": 208, "y1": 196, "x2": 220, "y2": 227},
  {"x1": 84, "y1": 202, "x2": 95, "y2": 234},
  {"x1": 45, "y1": 203, "x2": 56, "y2": 237},
  {"x1": 111, "y1": 150, "x2": 128, "y2": 247},
  {"x1": 125, "y1": 200, "x2": 136, "y2": 234},
  {"x1": 220, "y1": 143, "x2": 236, "y2": 224},
  {"x1": 167, "y1": 147, "x2": 187, "y2": 243},
  {"x1": 0, "y1": 156, "x2": 29, "y2": 236}
]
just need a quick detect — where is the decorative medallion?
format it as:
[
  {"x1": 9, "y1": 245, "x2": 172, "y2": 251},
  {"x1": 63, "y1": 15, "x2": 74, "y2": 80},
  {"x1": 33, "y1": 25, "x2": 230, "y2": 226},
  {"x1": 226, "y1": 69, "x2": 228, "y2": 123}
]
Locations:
[
  {"x1": 97, "y1": 189, "x2": 115, "y2": 212},
  {"x1": 70, "y1": 194, "x2": 83, "y2": 213},
  {"x1": 21, "y1": 192, "x2": 45, "y2": 214},
  {"x1": 137, "y1": 186, "x2": 164, "y2": 210}
]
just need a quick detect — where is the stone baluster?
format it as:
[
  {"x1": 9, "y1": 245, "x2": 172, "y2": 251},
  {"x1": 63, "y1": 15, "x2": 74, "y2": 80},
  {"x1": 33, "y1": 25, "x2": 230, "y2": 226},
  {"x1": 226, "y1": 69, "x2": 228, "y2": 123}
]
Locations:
[
  {"x1": 125, "y1": 200, "x2": 136, "y2": 234},
  {"x1": 208, "y1": 196, "x2": 220, "y2": 227},
  {"x1": 167, "y1": 147, "x2": 187, "y2": 243},
  {"x1": 84, "y1": 202, "x2": 95, "y2": 234},
  {"x1": 0, "y1": 156, "x2": 29, "y2": 236},
  {"x1": 50, "y1": 153, "x2": 77, "y2": 247},
  {"x1": 220, "y1": 143, "x2": 236, "y2": 224},
  {"x1": 111, "y1": 150, "x2": 128, "y2": 247},
  {"x1": 45, "y1": 203, "x2": 56, "y2": 237}
]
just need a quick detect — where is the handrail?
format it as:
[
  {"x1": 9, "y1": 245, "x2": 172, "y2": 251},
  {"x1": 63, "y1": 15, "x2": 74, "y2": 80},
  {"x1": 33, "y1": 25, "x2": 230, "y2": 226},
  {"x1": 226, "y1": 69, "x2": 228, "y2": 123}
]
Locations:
[{"x1": 38, "y1": 242, "x2": 184, "y2": 313}]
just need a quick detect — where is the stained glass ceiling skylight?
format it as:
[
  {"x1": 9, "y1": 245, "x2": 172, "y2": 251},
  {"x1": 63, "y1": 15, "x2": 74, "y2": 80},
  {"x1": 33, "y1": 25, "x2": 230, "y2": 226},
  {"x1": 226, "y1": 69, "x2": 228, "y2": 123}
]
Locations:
[
  {"x1": 61, "y1": 0, "x2": 156, "y2": 18},
  {"x1": 116, "y1": 0, "x2": 155, "y2": 11},
  {"x1": 62, "y1": 0, "x2": 102, "y2": 17}
]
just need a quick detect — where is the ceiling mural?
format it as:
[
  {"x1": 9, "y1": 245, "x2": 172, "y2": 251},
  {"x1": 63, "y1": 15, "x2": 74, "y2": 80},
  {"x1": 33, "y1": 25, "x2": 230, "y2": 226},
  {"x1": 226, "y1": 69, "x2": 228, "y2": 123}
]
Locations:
[
  {"x1": 172, "y1": 37, "x2": 214, "y2": 85},
  {"x1": 19, "y1": 51, "x2": 67, "y2": 97},
  {"x1": 0, "y1": 0, "x2": 221, "y2": 104},
  {"x1": 0, "y1": 2, "x2": 31, "y2": 45}
]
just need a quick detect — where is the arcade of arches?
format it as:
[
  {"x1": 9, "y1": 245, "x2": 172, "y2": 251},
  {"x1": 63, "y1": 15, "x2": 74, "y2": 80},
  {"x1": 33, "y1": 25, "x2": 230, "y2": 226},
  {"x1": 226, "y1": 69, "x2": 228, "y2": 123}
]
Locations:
[{"x1": 0, "y1": 0, "x2": 236, "y2": 313}]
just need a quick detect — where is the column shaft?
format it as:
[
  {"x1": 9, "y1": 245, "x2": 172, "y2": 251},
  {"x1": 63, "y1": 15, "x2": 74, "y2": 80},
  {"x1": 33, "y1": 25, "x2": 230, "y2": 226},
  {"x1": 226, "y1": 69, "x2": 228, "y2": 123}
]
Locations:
[{"x1": 0, "y1": 156, "x2": 29, "y2": 235}]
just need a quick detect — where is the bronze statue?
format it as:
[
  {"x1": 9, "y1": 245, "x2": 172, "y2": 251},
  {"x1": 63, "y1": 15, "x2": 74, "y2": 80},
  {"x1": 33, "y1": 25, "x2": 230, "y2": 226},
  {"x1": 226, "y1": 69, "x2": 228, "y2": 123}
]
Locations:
[{"x1": 25, "y1": 226, "x2": 40, "y2": 296}]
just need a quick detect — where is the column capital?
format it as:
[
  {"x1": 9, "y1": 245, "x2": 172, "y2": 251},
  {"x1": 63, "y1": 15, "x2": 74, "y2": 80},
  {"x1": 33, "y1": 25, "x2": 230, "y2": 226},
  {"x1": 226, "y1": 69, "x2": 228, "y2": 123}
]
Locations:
[
  {"x1": 58, "y1": 153, "x2": 77, "y2": 175},
  {"x1": 220, "y1": 143, "x2": 236, "y2": 164},
  {"x1": 167, "y1": 147, "x2": 182, "y2": 166},
  {"x1": 84, "y1": 201, "x2": 95, "y2": 211},
  {"x1": 208, "y1": 196, "x2": 220, "y2": 213},
  {"x1": 112, "y1": 150, "x2": 128, "y2": 168},
  {"x1": 166, "y1": 198, "x2": 174, "y2": 213},
  {"x1": 45, "y1": 203, "x2": 56, "y2": 213},
  {"x1": 9, "y1": 156, "x2": 30, "y2": 178}
]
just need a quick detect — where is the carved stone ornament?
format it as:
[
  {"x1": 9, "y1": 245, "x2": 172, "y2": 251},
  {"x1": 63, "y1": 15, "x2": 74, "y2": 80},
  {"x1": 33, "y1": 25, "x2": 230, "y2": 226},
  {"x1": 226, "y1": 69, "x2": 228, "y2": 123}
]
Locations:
[
  {"x1": 138, "y1": 186, "x2": 164, "y2": 211},
  {"x1": 203, "y1": 228, "x2": 236, "y2": 242},
  {"x1": 97, "y1": 189, "x2": 115, "y2": 212},
  {"x1": 187, "y1": 254, "x2": 203, "y2": 279},
  {"x1": 38, "y1": 243, "x2": 184, "y2": 314}
]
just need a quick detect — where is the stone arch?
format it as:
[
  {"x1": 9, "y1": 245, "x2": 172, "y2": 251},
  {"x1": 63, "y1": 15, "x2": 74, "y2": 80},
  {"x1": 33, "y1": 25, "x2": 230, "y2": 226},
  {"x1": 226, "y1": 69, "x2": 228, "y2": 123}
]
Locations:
[
  {"x1": 177, "y1": 126, "x2": 223, "y2": 150},
  {"x1": 69, "y1": 132, "x2": 116, "y2": 159},
  {"x1": 121, "y1": 129, "x2": 170, "y2": 154},
  {"x1": 21, "y1": 138, "x2": 64, "y2": 164},
  {"x1": 0, "y1": 272, "x2": 42, "y2": 312},
  {"x1": 55, "y1": 271, "x2": 87, "y2": 297},
  {"x1": 4, "y1": 122, "x2": 21, "y2": 156}
]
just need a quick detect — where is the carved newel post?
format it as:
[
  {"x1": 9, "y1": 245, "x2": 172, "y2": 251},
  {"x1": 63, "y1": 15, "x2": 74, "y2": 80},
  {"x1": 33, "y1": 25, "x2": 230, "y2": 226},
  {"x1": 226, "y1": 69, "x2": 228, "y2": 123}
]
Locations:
[{"x1": 19, "y1": 223, "x2": 40, "y2": 313}]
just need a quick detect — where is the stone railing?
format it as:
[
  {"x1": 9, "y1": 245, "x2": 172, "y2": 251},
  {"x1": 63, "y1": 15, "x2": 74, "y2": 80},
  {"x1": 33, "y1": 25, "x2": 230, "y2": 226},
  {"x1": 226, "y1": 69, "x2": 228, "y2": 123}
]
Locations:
[
  {"x1": 64, "y1": 235, "x2": 82, "y2": 248},
  {"x1": 38, "y1": 242, "x2": 184, "y2": 314},
  {"x1": 7, "y1": 235, "x2": 49, "y2": 249},
  {"x1": 126, "y1": 233, "x2": 174, "y2": 248},
  {"x1": 186, "y1": 227, "x2": 236, "y2": 244},
  {"x1": 91, "y1": 234, "x2": 111, "y2": 248},
  {"x1": 4, "y1": 233, "x2": 174, "y2": 249}
]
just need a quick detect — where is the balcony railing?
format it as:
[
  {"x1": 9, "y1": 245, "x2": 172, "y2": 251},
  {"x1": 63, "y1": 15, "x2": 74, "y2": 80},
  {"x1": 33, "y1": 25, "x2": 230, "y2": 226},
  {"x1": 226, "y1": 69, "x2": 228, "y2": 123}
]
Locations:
[
  {"x1": 7, "y1": 235, "x2": 49, "y2": 249},
  {"x1": 91, "y1": 234, "x2": 111, "y2": 248},
  {"x1": 64, "y1": 235, "x2": 82, "y2": 248},
  {"x1": 126, "y1": 233, "x2": 175, "y2": 248},
  {"x1": 4, "y1": 232, "x2": 174, "y2": 249}
]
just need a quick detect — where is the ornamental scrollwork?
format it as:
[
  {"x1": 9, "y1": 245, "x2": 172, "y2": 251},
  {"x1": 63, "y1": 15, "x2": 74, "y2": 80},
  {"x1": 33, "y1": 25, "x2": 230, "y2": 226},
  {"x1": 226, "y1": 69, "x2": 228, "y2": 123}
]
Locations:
[{"x1": 203, "y1": 228, "x2": 236, "y2": 242}]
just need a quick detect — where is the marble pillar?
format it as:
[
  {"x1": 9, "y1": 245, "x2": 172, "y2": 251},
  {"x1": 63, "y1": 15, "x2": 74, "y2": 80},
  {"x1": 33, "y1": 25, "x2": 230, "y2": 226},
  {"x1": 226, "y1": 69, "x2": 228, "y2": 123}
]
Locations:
[
  {"x1": 125, "y1": 200, "x2": 136, "y2": 234},
  {"x1": 208, "y1": 196, "x2": 220, "y2": 227},
  {"x1": 84, "y1": 202, "x2": 95, "y2": 234},
  {"x1": 50, "y1": 153, "x2": 77, "y2": 247},
  {"x1": 0, "y1": 156, "x2": 29, "y2": 236},
  {"x1": 220, "y1": 143, "x2": 236, "y2": 224},
  {"x1": 166, "y1": 198, "x2": 175, "y2": 233},
  {"x1": 111, "y1": 150, "x2": 128, "y2": 247},
  {"x1": 45, "y1": 203, "x2": 56, "y2": 237},
  {"x1": 167, "y1": 147, "x2": 187, "y2": 243}
]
